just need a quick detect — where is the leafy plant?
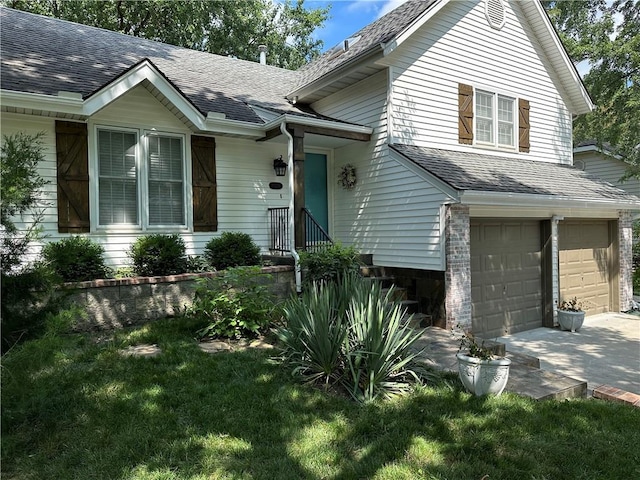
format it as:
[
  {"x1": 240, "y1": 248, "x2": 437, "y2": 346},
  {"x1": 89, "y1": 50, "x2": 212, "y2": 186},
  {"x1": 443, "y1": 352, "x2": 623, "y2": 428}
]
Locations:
[
  {"x1": 186, "y1": 255, "x2": 210, "y2": 273},
  {"x1": 455, "y1": 329, "x2": 496, "y2": 361},
  {"x1": 276, "y1": 273, "x2": 425, "y2": 402},
  {"x1": 190, "y1": 266, "x2": 277, "y2": 339},
  {"x1": 42, "y1": 236, "x2": 109, "y2": 282},
  {"x1": 129, "y1": 234, "x2": 187, "y2": 277},
  {"x1": 299, "y1": 243, "x2": 361, "y2": 284},
  {"x1": 204, "y1": 232, "x2": 261, "y2": 271},
  {"x1": 558, "y1": 297, "x2": 583, "y2": 312}
]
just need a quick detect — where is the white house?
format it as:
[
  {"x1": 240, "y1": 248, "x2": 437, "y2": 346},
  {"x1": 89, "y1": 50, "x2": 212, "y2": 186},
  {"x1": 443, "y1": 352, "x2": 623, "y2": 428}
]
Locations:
[{"x1": 2, "y1": 0, "x2": 639, "y2": 337}]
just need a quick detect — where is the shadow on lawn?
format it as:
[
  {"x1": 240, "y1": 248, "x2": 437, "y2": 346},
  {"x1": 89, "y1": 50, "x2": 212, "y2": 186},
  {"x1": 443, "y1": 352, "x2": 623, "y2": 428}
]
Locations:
[{"x1": 2, "y1": 318, "x2": 639, "y2": 480}]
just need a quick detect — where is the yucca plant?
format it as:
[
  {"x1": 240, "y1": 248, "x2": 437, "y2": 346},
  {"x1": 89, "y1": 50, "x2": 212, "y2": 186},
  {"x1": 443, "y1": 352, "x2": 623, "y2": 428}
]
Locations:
[
  {"x1": 277, "y1": 273, "x2": 426, "y2": 401},
  {"x1": 343, "y1": 281, "x2": 425, "y2": 402}
]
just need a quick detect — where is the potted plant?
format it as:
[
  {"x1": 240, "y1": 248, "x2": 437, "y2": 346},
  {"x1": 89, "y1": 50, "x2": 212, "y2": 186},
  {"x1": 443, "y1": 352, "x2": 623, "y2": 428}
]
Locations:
[
  {"x1": 454, "y1": 329, "x2": 511, "y2": 396},
  {"x1": 557, "y1": 297, "x2": 585, "y2": 332}
]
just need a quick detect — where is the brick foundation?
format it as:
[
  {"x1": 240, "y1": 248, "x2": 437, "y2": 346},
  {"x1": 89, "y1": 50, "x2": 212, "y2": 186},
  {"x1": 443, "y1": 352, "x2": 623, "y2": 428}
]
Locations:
[{"x1": 445, "y1": 204, "x2": 472, "y2": 331}]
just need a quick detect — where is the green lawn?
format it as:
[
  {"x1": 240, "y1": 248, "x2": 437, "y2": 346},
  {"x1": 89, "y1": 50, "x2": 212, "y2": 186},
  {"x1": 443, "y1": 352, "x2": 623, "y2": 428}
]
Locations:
[{"x1": 2, "y1": 316, "x2": 639, "y2": 480}]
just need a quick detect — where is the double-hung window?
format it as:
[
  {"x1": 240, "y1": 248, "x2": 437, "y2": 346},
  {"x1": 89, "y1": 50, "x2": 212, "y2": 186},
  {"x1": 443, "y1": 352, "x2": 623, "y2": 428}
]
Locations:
[
  {"x1": 475, "y1": 90, "x2": 515, "y2": 149},
  {"x1": 97, "y1": 127, "x2": 186, "y2": 229}
]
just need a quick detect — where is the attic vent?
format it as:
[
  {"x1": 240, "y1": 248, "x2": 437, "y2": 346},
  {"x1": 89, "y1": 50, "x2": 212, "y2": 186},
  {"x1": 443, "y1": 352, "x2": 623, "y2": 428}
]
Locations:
[
  {"x1": 574, "y1": 160, "x2": 586, "y2": 171},
  {"x1": 485, "y1": 0, "x2": 506, "y2": 30}
]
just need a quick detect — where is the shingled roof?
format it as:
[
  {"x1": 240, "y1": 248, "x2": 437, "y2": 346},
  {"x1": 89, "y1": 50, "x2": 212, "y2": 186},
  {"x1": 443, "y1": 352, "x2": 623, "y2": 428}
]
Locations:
[
  {"x1": 293, "y1": 0, "x2": 438, "y2": 92},
  {"x1": 390, "y1": 144, "x2": 639, "y2": 203},
  {"x1": 0, "y1": 7, "x2": 313, "y2": 124}
]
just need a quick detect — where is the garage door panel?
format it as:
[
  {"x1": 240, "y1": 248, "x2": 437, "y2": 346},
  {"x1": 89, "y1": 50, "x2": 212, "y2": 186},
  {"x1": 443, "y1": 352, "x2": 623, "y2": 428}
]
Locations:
[
  {"x1": 471, "y1": 220, "x2": 542, "y2": 338},
  {"x1": 559, "y1": 220, "x2": 612, "y2": 316}
]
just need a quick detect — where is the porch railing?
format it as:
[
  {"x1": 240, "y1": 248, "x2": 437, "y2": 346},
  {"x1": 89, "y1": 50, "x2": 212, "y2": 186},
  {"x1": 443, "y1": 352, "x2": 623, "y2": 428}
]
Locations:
[
  {"x1": 267, "y1": 207, "x2": 333, "y2": 253},
  {"x1": 268, "y1": 207, "x2": 290, "y2": 253},
  {"x1": 303, "y1": 207, "x2": 333, "y2": 253}
]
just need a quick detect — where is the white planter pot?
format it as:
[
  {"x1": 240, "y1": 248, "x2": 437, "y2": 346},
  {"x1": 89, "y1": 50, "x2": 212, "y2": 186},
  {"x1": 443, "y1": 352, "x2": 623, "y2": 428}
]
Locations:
[
  {"x1": 558, "y1": 310, "x2": 585, "y2": 332},
  {"x1": 456, "y1": 353, "x2": 511, "y2": 396}
]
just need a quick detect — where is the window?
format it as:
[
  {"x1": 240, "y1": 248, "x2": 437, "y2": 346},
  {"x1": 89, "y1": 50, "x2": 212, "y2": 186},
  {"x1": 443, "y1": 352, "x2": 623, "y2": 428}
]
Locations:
[
  {"x1": 475, "y1": 90, "x2": 515, "y2": 148},
  {"x1": 96, "y1": 127, "x2": 186, "y2": 229}
]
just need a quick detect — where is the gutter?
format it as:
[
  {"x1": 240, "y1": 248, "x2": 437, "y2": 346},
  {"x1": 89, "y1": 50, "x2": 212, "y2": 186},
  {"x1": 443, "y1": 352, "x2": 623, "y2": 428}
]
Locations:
[
  {"x1": 459, "y1": 190, "x2": 640, "y2": 210},
  {"x1": 263, "y1": 114, "x2": 373, "y2": 136},
  {"x1": 280, "y1": 121, "x2": 302, "y2": 294}
]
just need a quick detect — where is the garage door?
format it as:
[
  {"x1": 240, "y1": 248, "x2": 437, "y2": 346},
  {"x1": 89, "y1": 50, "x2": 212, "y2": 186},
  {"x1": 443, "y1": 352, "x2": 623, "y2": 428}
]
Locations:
[
  {"x1": 471, "y1": 220, "x2": 543, "y2": 338},
  {"x1": 559, "y1": 220, "x2": 611, "y2": 315}
]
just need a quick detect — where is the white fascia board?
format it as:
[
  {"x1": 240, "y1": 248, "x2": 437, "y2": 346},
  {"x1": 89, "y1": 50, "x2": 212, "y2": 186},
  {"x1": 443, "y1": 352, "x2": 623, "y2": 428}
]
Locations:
[
  {"x1": 0, "y1": 89, "x2": 85, "y2": 116},
  {"x1": 382, "y1": 0, "x2": 449, "y2": 56},
  {"x1": 203, "y1": 116, "x2": 265, "y2": 138},
  {"x1": 527, "y1": 1, "x2": 594, "y2": 114},
  {"x1": 460, "y1": 190, "x2": 640, "y2": 210},
  {"x1": 83, "y1": 61, "x2": 206, "y2": 129},
  {"x1": 286, "y1": 48, "x2": 383, "y2": 101},
  {"x1": 263, "y1": 114, "x2": 373, "y2": 136}
]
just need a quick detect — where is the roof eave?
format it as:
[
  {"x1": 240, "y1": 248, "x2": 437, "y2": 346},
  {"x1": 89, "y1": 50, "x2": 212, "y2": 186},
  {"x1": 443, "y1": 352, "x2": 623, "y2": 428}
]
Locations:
[{"x1": 460, "y1": 190, "x2": 640, "y2": 210}]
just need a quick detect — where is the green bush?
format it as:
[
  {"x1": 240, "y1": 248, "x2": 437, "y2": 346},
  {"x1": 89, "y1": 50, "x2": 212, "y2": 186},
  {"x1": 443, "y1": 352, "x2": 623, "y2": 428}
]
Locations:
[
  {"x1": 276, "y1": 273, "x2": 426, "y2": 402},
  {"x1": 186, "y1": 255, "x2": 210, "y2": 273},
  {"x1": 129, "y1": 234, "x2": 187, "y2": 277},
  {"x1": 190, "y1": 266, "x2": 277, "y2": 339},
  {"x1": 299, "y1": 243, "x2": 361, "y2": 284},
  {"x1": 42, "y1": 236, "x2": 109, "y2": 282},
  {"x1": 204, "y1": 232, "x2": 261, "y2": 270}
]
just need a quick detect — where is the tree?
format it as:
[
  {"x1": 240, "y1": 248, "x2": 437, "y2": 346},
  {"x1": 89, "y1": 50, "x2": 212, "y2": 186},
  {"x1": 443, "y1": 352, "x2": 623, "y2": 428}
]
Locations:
[
  {"x1": 3, "y1": 0, "x2": 330, "y2": 70},
  {"x1": 543, "y1": 0, "x2": 640, "y2": 176}
]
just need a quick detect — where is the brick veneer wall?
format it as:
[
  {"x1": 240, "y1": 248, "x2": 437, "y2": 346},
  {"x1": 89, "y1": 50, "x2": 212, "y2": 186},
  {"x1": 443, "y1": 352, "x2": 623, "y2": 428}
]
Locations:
[
  {"x1": 59, "y1": 266, "x2": 295, "y2": 331},
  {"x1": 445, "y1": 204, "x2": 472, "y2": 331},
  {"x1": 618, "y1": 210, "x2": 633, "y2": 311}
]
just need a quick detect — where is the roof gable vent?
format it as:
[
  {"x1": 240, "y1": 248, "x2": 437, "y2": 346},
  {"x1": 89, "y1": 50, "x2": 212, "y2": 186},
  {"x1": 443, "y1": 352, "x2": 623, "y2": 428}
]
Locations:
[{"x1": 485, "y1": 0, "x2": 506, "y2": 30}]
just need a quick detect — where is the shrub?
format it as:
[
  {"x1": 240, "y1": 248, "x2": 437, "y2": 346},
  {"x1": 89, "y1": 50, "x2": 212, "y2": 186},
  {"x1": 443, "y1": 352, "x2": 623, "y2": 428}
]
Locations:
[
  {"x1": 186, "y1": 255, "x2": 210, "y2": 273},
  {"x1": 276, "y1": 273, "x2": 426, "y2": 402},
  {"x1": 190, "y1": 266, "x2": 277, "y2": 339},
  {"x1": 42, "y1": 236, "x2": 109, "y2": 282},
  {"x1": 129, "y1": 234, "x2": 187, "y2": 277},
  {"x1": 204, "y1": 232, "x2": 261, "y2": 270},
  {"x1": 299, "y1": 243, "x2": 361, "y2": 284}
]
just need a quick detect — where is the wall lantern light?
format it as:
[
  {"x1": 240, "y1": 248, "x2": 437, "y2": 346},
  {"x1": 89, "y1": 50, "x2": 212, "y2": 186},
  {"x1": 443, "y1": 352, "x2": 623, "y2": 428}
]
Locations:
[{"x1": 273, "y1": 155, "x2": 287, "y2": 176}]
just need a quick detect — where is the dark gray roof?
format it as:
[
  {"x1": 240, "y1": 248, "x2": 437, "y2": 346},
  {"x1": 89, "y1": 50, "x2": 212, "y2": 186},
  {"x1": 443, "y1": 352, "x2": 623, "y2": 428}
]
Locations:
[
  {"x1": 391, "y1": 144, "x2": 639, "y2": 202},
  {"x1": 294, "y1": 0, "x2": 437, "y2": 91},
  {"x1": 0, "y1": 7, "x2": 312, "y2": 124}
]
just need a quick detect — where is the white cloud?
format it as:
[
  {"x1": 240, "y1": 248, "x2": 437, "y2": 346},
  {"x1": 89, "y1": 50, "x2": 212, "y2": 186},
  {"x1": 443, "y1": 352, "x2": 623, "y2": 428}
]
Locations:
[{"x1": 377, "y1": 0, "x2": 411, "y2": 18}]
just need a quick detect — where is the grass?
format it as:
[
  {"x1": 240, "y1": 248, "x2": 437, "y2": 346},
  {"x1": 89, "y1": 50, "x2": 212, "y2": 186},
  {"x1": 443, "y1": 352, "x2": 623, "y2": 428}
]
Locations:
[{"x1": 2, "y1": 316, "x2": 640, "y2": 480}]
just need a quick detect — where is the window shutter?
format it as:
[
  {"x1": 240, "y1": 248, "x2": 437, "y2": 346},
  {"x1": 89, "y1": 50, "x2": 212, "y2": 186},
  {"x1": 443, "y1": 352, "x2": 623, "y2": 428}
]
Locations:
[
  {"x1": 458, "y1": 83, "x2": 474, "y2": 144},
  {"x1": 56, "y1": 121, "x2": 90, "y2": 233},
  {"x1": 191, "y1": 135, "x2": 217, "y2": 232},
  {"x1": 519, "y1": 98, "x2": 530, "y2": 153}
]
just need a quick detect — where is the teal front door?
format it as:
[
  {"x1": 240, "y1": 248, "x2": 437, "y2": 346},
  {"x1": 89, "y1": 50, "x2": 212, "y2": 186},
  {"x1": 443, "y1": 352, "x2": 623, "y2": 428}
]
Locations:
[{"x1": 304, "y1": 153, "x2": 328, "y2": 232}]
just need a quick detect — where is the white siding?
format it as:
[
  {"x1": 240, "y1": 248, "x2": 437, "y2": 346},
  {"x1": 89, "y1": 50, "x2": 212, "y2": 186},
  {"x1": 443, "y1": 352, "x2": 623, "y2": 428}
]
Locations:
[
  {"x1": 2, "y1": 88, "x2": 289, "y2": 267},
  {"x1": 312, "y1": 71, "x2": 449, "y2": 270},
  {"x1": 575, "y1": 151, "x2": 640, "y2": 197},
  {"x1": 389, "y1": 0, "x2": 573, "y2": 164}
]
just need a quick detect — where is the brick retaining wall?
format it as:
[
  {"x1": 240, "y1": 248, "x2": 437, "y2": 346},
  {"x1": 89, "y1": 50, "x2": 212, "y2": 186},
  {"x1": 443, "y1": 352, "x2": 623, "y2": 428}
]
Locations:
[{"x1": 59, "y1": 266, "x2": 295, "y2": 331}]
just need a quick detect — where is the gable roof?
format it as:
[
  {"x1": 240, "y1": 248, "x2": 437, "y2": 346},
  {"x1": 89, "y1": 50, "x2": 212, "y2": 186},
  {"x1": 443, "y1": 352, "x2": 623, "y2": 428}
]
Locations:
[
  {"x1": 0, "y1": 7, "x2": 310, "y2": 124},
  {"x1": 390, "y1": 144, "x2": 640, "y2": 207}
]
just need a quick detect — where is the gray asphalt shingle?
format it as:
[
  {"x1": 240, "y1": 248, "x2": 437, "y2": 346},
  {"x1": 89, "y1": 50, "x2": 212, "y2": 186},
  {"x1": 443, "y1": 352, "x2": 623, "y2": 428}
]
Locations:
[
  {"x1": 390, "y1": 144, "x2": 639, "y2": 202},
  {"x1": 0, "y1": 7, "x2": 309, "y2": 124}
]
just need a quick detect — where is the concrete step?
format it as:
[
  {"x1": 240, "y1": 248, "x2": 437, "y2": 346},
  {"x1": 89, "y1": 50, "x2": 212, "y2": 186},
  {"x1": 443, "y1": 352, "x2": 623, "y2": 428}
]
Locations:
[
  {"x1": 399, "y1": 299, "x2": 420, "y2": 315},
  {"x1": 360, "y1": 265, "x2": 386, "y2": 277},
  {"x1": 411, "y1": 327, "x2": 587, "y2": 401},
  {"x1": 382, "y1": 286, "x2": 408, "y2": 302}
]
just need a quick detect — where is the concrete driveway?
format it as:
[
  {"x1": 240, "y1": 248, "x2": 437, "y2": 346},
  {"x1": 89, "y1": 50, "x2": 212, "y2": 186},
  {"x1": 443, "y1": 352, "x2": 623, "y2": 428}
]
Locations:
[{"x1": 498, "y1": 313, "x2": 640, "y2": 395}]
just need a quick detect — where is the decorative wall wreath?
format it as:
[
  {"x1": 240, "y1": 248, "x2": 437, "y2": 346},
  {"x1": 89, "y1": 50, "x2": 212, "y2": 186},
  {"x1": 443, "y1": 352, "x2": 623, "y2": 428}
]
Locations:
[{"x1": 338, "y1": 164, "x2": 357, "y2": 190}]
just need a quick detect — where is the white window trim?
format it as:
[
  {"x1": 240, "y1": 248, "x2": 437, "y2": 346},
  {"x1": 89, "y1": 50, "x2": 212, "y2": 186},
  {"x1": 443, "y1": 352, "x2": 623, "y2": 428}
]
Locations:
[
  {"x1": 473, "y1": 87, "x2": 517, "y2": 152},
  {"x1": 89, "y1": 124, "x2": 191, "y2": 233}
]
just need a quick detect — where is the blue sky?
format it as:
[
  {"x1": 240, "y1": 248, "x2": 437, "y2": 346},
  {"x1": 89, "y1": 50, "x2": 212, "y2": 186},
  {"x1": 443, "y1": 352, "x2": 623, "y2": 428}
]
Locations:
[{"x1": 307, "y1": 0, "x2": 409, "y2": 51}]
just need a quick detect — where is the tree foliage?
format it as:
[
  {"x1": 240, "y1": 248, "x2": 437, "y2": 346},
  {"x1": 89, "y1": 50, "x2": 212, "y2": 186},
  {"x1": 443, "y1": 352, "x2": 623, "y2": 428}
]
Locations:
[
  {"x1": 543, "y1": 0, "x2": 640, "y2": 174},
  {"x1": 4, "y1": 0, "x2": 329, "y2": 70}
]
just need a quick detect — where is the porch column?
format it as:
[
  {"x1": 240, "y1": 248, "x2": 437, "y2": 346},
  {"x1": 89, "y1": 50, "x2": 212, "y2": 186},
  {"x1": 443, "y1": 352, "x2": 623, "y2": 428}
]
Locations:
[
  {"x1": 291, "y1": 127, "x2": 306, "y2": 250},
  {"x1": 445, "y1": 204, "x2": 472, "y2": 331},
  {"x1": 618, "y1": 210, "x2": 633, "y2": 311}
]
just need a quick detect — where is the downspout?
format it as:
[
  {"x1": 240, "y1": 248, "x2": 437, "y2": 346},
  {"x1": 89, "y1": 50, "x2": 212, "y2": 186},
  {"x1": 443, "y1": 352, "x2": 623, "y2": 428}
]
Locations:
[{"x1": 281, "y1": 121, "x2": 302, "y2": 293}]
